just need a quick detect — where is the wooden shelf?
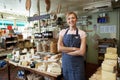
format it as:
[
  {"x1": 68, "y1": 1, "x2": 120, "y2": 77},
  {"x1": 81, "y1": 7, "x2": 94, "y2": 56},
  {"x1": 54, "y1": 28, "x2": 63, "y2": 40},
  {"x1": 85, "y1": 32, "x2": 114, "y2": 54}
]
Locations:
[
  {"x1": 97, "y1": 38, "x2": 117, "y2": 66},
  {"x1": 1, "y1": 35, "x2": 18, "y2": 50}
]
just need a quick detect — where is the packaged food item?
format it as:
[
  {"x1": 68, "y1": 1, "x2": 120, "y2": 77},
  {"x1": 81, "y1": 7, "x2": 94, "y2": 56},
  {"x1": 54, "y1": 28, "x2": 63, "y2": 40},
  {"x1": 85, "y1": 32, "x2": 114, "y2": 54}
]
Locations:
[
  {"x1": 42, "y1": 40, "x2": 49, "y2": 52},
  {"x1": 36, "y1": 41, "x2": 43, "y2": 52},
  {"x1": 50, "y1": 40, "x2": 58, "y2": 54}
]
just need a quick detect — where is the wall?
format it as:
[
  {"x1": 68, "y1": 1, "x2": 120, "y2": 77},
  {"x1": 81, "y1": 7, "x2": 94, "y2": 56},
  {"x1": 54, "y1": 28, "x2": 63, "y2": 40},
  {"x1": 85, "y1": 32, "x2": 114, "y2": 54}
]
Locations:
[{"x1": 80, "y1": 9, "x2": 120, "y2": 64}]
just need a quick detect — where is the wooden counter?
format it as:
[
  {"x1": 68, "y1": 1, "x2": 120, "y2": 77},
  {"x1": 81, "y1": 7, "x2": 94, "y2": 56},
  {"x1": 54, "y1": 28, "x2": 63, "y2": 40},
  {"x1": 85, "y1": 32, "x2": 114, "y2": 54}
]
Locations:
[{"x1": 7, "y1": 60, "x2": 62, "y2": 80}]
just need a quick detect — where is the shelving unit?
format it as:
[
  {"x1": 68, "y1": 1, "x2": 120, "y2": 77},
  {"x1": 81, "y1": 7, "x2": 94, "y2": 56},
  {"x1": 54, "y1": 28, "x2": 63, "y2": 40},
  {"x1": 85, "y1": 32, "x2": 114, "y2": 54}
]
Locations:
[
  {"x1": 97, "y1": 38, "x2": 117, "y2": 66},
  {"x1": 17, "y1": 39, "x2": 24, "y2": 49},
  {"x1": 1, "y1": 35, "x2": 18, "y2": 50}
]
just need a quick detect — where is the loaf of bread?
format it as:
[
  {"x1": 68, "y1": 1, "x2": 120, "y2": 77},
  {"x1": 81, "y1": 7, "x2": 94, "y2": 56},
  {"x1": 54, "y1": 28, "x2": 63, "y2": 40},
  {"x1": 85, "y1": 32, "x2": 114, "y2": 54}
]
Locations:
[{"x1": 50, "y1": 40, "x2": 58, "y2": 54}]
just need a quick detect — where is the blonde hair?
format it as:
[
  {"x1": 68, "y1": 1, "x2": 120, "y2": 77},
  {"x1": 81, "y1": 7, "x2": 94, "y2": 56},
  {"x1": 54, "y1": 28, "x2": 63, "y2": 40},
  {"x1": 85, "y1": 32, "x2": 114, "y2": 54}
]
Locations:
[{"x1": 66, "y1": 12, "x2": 78, "y2": 19}]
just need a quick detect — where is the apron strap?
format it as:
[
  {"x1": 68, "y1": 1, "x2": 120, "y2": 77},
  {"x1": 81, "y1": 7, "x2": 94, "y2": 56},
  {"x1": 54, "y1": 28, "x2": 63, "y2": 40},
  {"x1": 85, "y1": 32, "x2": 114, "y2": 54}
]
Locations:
[
  {"x1": 76, "y1": 28, "x2": 78, "y2": 35},
  {"x1": 64, "y1": 28, "x2": 69, "y2": 35},
  {"x1": 65, "y1": 28, "x2": 78, "y2": 35}
]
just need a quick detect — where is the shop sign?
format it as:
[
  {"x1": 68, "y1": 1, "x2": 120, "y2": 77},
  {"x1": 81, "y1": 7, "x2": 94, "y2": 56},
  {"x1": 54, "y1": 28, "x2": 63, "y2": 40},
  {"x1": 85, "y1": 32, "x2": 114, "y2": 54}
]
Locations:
[{"x1": 27, "y1": 14, "x2": 50, "y2": 21}]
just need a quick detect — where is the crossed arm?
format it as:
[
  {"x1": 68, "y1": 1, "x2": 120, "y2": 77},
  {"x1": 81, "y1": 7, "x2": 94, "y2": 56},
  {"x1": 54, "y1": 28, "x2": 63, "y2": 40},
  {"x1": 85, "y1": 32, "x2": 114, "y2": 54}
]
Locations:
[{"x1": 57, "y1": 35, "x2": 86, "y2": 56}]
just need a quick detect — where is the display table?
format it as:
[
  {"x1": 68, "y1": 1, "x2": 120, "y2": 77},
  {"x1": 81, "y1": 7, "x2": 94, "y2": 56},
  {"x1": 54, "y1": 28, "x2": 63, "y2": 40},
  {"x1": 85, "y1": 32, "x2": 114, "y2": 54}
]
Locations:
[{"x1": 6, "y1": 59, "x2": 62, "y2": 80}]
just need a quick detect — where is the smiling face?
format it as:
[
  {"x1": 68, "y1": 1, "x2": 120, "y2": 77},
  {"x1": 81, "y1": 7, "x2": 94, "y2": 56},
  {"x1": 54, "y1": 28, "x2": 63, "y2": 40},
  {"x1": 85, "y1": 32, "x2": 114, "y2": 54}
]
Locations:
[{"x1": 66, "y1": 12, "x2": 77, "y2": 28}]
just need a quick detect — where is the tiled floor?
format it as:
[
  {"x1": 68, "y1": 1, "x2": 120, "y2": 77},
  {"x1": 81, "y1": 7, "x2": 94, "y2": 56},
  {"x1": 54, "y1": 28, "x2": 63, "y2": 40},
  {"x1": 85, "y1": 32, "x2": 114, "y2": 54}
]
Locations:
[{"x1": 0, "y1": 62, "x2": 99, "y2": 80}]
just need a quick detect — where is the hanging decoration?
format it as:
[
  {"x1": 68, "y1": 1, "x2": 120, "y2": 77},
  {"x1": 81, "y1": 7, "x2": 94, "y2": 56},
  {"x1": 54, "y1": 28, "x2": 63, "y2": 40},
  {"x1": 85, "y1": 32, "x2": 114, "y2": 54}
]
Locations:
[
  {"x1": 37, "y1": 0, "x2": 40, "y2": 13},
  {"x1": 45, "y1": 0, "x2": 51, "y2": 12},
  {"x1": 1, "y1": 14, "x2": 3, "y2": 19},
  {"x1": 25, "y1": 0, "x2": 31, "y2": 11},
  {"x1": 50, "y1": 3, "x2": 61, "y2": 21},
  {"x1": 19, "y1": 0, "x2": 22, "y2": 3},
  {"x1": 3, "y1": 3, "x2": 6, "y2": 9},
  {"x1": 56, "y1": 4, "x2": 61, "y2": 14}
]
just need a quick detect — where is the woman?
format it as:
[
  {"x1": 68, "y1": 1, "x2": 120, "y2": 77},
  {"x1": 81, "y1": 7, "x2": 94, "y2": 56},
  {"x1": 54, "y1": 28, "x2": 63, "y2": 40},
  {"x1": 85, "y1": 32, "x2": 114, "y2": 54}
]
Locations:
[{"x1": 58, "y1": 12, "x2": 87, "y2": 80}]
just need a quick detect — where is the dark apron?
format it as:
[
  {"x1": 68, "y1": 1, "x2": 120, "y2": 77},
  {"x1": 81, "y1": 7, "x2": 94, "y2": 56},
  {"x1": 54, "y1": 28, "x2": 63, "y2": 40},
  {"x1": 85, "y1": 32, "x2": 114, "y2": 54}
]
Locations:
[{"x1": 62, "y1": 28, "x2": 85, "y2": 80}]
